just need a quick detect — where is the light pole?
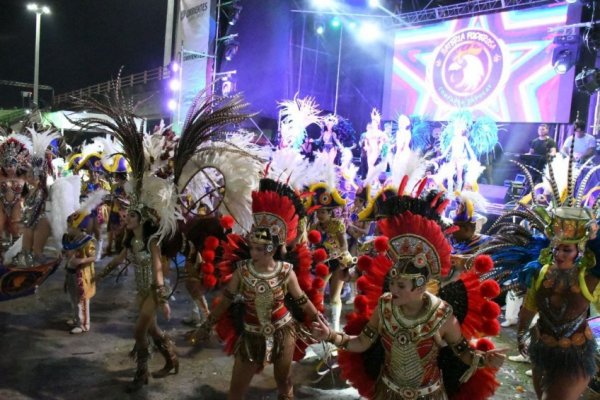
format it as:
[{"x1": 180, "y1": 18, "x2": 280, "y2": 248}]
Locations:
[{"x1": 27, "y1": 3, "x2": 51, "y2": 108}]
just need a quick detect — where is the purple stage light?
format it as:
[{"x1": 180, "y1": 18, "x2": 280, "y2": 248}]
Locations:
[
  {"x1": 171, "y1": 62, "x2": 180, "y2": 72},
  {"x1": 169, "y1": 79, "x2": 181, "y2": 91},
  {"x1": 167, "y1": 99, "x2": 178, "y2": 111}
]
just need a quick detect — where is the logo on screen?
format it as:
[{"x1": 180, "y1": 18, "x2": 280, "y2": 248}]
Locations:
[{"x1": 431, "y1": 29, "x2": 505, "y2": 107}]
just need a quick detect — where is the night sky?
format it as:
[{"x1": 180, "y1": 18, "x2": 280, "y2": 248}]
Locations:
[{"x1": 0, "y1": 0, "x2": 168, "y2": 108}]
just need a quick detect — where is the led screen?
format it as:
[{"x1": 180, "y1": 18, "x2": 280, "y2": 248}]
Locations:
[{"x1": 383, "y1": 4, "x2": 574, "y2": 123}]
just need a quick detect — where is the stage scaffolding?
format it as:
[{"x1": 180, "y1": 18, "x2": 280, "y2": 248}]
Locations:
[{"x1": 389, "y1": 0, "x2": 558, "y2": 27}]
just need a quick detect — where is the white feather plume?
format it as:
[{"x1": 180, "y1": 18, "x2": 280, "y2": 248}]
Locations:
[
  {"x1": 310, "y1": 151, "x2": 339, "y2": 191},
  {"x1": 268, "y1": 148, "x2": 315, "y2": 190},
  {"x1": 49, "y1": 175, "x2": 82, "y2": 245},
  {"x1": 278, "y1": 95, "x2": 321, "y2": 149},
  {"x1": 27, "y1": 128, "x2": 60, "y2": 158},
  {"x1": 179, "y1": 141, "x2": 264, "y2": 233},
  {"x1": 140, "y1": 175, "x2": 182, "y2": 243},
  {"x1": 464, "y1": 159, "x2": 486, "y2": 187},
  {"x1": 390, "y1": 149, "x2": 427, "y2": 192},
  {"x1": 143, "y1": 133, "x2": 168, "y2": 173}
]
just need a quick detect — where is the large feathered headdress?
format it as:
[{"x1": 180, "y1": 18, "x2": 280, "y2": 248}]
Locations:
[{"x1": 73, "y1": 71, "x2": 260, "y2": 241}]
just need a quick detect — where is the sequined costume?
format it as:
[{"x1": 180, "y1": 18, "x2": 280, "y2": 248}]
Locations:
[
  {"x1": 129, "y1": 237, "x2": 154, "y2": 301},
  {"x1": 310, "y1": 218, "x2": 346, "y2": 270},
  {"x1": 523, "y1": 261, "x2": 598, "y2": 384},
  {"x1": 21, "y1": 186, "x2": 46, "y2": 229},
  {"x1": 373, "y1": 292, "x2": 452, "y2": 400},
  {"x1": 63, "y1": 234, "x2": 96, "y2": 331},
  {"x1": 0, "y1": 180, "x2": 25, "y2": 219},
  {"x1": 234, "y1": 259, "x2": 296, "y2": 364}
]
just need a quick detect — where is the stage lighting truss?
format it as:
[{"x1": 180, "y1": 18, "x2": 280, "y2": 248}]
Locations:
[{"x1": 575, "y1": 67, "x2": 600, "y2": 95}]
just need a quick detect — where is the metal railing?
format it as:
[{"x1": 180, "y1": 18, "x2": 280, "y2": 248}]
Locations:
[{"x1": 53, "y1": 66, "x2": 172, "y2": 105}]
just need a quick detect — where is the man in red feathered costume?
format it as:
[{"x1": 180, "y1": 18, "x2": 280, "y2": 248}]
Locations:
[{"x1": 311, "y1": 182, "x2": 506, "y2": 400}]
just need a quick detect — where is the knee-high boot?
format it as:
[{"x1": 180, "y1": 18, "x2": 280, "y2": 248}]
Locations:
[
  {"x1": 125, "y1": 345, "x2": 150, "y2": 393},
  {"x1": 152, "y1": 333, "x2": 179, "y2": 378}
]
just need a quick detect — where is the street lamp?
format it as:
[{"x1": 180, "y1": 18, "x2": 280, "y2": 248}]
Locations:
[{"x1": 27, "y1": 3, "x2": 51, "y2": 108}]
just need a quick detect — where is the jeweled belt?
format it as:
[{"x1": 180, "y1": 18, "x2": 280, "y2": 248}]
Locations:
[
  {"x1": 244, "y1": 313, "x2": 293, "y2": 336},
  {"x1": 534, "y1": 325, "x2": 593, "y2": 348},
  {"x1": 381, "y1": 375, "x2": 443, "y2": 399}
]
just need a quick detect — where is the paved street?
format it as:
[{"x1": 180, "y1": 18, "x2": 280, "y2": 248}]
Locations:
[{"x1": 0, "y1": 258, "x2": 598, "y2": 400}]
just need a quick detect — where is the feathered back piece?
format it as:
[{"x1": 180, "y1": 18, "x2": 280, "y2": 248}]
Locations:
[
  {"x1": 251, "y1": 186, "x2": 299, "y2": 247},
  {"x1": 49, "y1": 175, "x2": 82, "y2": 244},
  {"x1": 277, "y1": 95, "x2": 321, "y2": 149},
  {"x1": 71, "y1": 73, "x2": 177, "y2": 242},
  {"x1": 27, "y1": 127, "x2": 60, "y2": 177},
  {"x1": 174, "y1": 89, "x2": 255, "y2": 190}
]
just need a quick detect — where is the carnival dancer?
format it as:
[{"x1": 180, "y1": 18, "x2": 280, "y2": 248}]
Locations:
[
  {"x1": 187, "y1": 179, "x2": 323, "y2": 400},
  {"x1": 363, "y1": 109, "x2": 388, "y2": 179},
  {"x1": 0, "y1": 135, "x2": 30, "y2": 250},
  {"x1": 277, "y1": 95, "x2": 320, "y2": 151},
  {"x1": 514, "y1": 140, "x2": 600, "y2": 399},
  {"x1": 306, "y1": 182, "x2": 352, "y2": 332},
  {"x1": 79, "y1": 73, "x2": 260, "y2": 392},
  {"x1": 14, "y1": 129, "x2": 59, "y2": 267},
  {"x1": 318, "y1": 114, "x2": 344, "y2": 164},
  {"x1": 311, "y1": 177, "x2": 506, "y2": 400},
  {"x1": 63, "y1": 190, "x2": 106, "y2": 334},
  {"x1": 437, "y1": 110, "x2": 497, "y2": 194},
  {"x1": 75, "y1": 151, "x2": 111, "y2": 260}
]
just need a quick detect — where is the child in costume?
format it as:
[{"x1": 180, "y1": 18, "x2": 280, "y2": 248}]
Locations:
[
  {"x1": 187, "y1": 179, "x2": 323, "y2": 400},
  {"x1": 63, "y1": 206, "x2": 100, "y2": 334},
  {"x1": 312, "y1": 177, "x2": 506, "y2": 400},
  {"x1": 307, "y1": 182, "x2": 352, "y2": 332}
]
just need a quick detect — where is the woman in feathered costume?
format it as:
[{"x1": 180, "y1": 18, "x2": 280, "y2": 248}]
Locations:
[
  {"x1": 187, "y1": 177, "x2": 323, "y2": 400},
  {"x1": 311, "y1": 177, "x2": 506, "y2": 400},
  {"x1": 76, "y1": 74, "x2": 258, "y2": 392},
  {"x1": 514, "y1": 137, "x2": 600, "y2": 399},
  {"x1": 0, "y1": 134, "x2": 30, "y2": 249},
  {"x1": 14, "y1": 128, "x2": 59, "y2": 267}
]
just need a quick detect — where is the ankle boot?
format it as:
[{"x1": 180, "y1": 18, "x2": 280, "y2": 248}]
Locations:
[
  {"x1": 125, "y1": 346, "x2": 150, "y2": 393},
  {"x1": 152, "y1": 334, "x2": 179, "y2": 378}
]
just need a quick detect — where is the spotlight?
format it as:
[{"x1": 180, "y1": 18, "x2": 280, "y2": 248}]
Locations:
[
  {"x1": 575, "y1": 67, "x2": 600, "y2": 94},
  {"x1": 224, "y1": 39, "x2": 239, "y2": 61},
  {"x1": 330, "y1": 17, "x2": 341, "y2": 29},
  {"x1": 347, "y1": 21, "x2": 357, "y2": 30},
  {"x1": 551, "y1": 35, "x2": 580, "y2": 74},
  {"x1": 167, "y1": 99, "x2": 178, "y2": 111},
  {"x1": 358, "y1": 22, "x2": 381, "y2": 42},
  {"x1": 565, "y1": 0, "x2": 578, "y2": 3},
  {"x1": 369, "y1": 0, "x2": 380, "y2": 7},
  {"x1": 169, "y1": 79, "x2": 180, "y2": 91},
  {"x1": 315, "y1": 22, "x2": 325, "y2": 35},
  {"x1": 170, "y1": 62, "x2": 180, "y2": 73},
  {"x1": 228, "y1": 3, "x2": 242, "y2": 26},
  {"x1": 553, "y1": 50, "x2": 573, "y2": 74}
]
